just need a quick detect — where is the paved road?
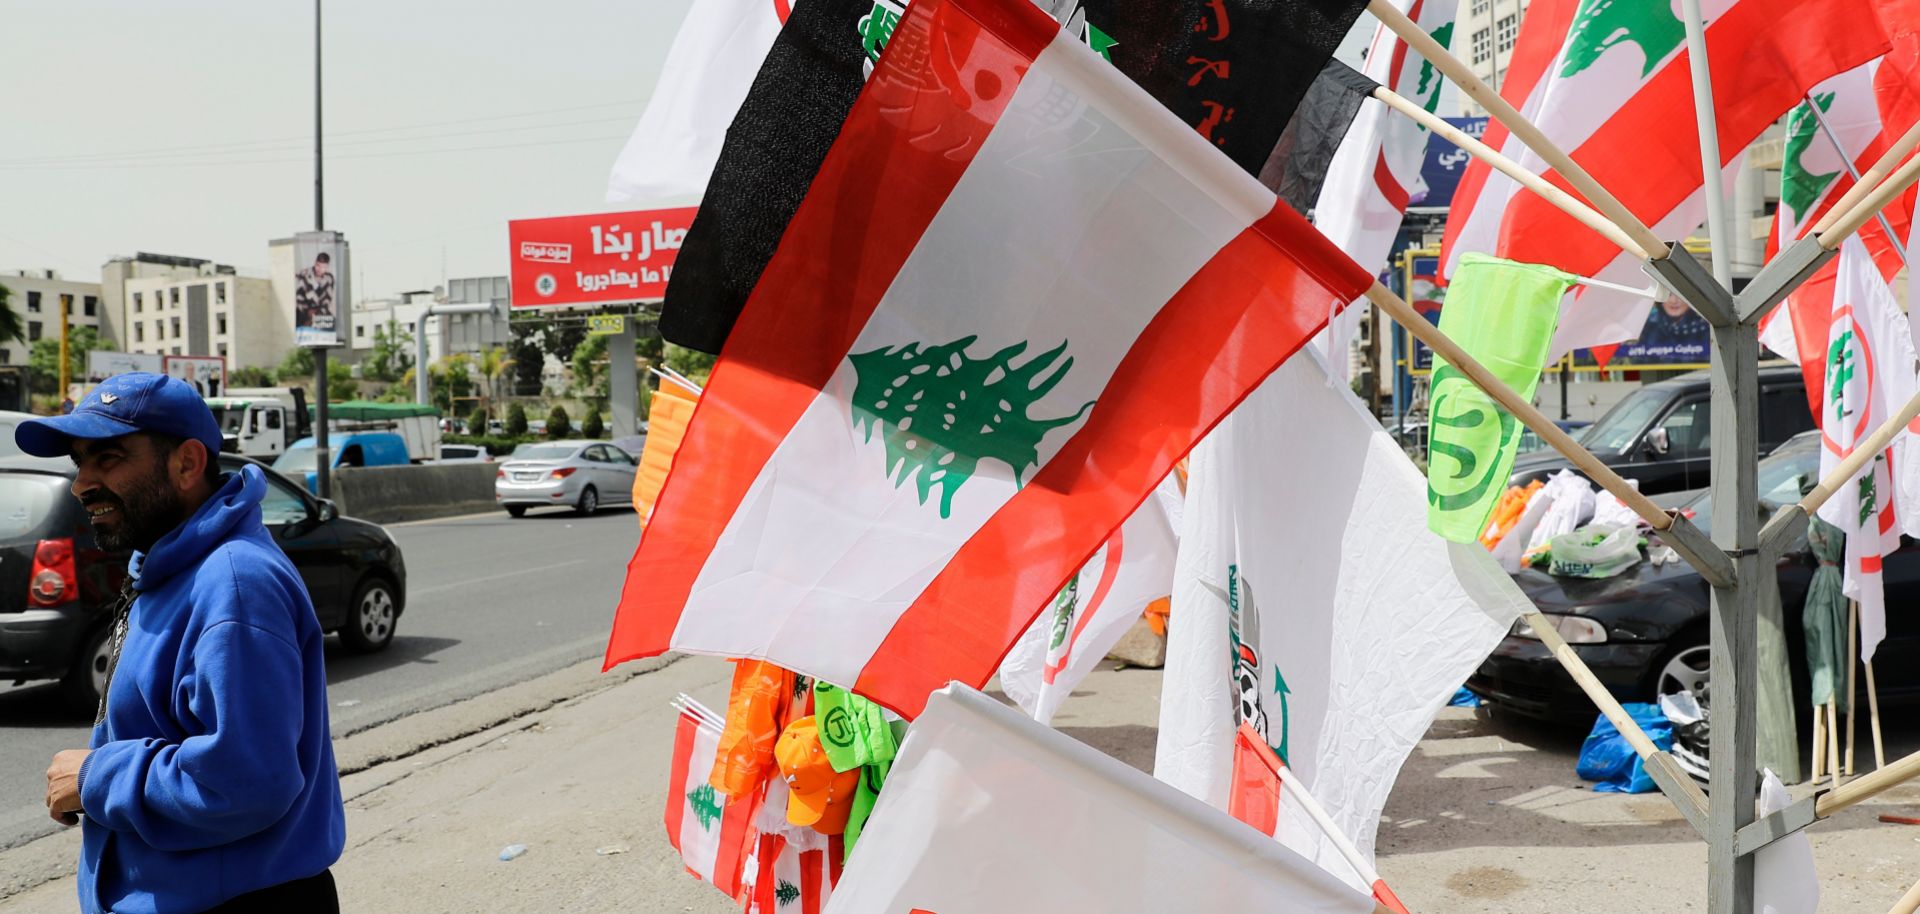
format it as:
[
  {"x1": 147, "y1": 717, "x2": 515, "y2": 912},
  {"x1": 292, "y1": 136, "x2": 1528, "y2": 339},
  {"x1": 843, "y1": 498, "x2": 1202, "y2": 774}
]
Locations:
[{"x1": 0, "y1": 504, "x2": 644, "y2": 851}]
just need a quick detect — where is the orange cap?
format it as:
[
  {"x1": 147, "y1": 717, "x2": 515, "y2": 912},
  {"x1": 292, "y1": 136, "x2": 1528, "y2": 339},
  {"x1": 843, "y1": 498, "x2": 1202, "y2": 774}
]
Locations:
[{"x1": 775, "y1": 716, "x2": 861, "y2": 834}]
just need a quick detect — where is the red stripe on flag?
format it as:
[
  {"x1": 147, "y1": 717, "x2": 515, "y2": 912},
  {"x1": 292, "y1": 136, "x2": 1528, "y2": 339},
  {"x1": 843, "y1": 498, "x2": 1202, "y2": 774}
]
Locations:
[
  {"x1": 800, "y1": 849, "x2": 823, "y2": 914},
  {"x1": 713, "y1": 782, "x2": 758, "y2": 898},
  {"x1": 604, "y1": 0, "x2": 1046, "y2": 669},
  {"x1": 1230, "y1": 724, "x2": 1283, "y2": 838},
  {"x1": 665, "y1": 711, "x2": 694, "y2": 853},
  {"x1": 1372, "y1": 880, "x2": 1412, "y2": 914},
  {"x1": 1043, "y1": 530, "x2": 1124, "y2": 686},
  {"x1": 754, "y1": 835, "x2": 783, "y2": 913},
  {"x1": 857, "y1": 201, "x2": 1372, "y2": 716},
  {"x1": 1373, "y1": 150, "x2": 1411, "y2": 214},
  {"x1": 1490, "y1": 0, "x2": 1891, "y2": 278}
]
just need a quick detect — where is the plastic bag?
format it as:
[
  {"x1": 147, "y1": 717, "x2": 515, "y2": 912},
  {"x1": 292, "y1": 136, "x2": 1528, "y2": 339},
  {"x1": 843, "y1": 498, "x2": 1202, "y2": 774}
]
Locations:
[
  {"x1": 1590, "y1": 479, "x2": 1642, "y2": 529},
  {"x1": 1549, "y1": 524, "x2": 1642, "y2": 579},
  {"x1": 1576, "y1": 703, "x2": 1674, "y2": 794},
  {"x1": 1525, "y1": 470, "x2": 1596, "y2": 554}
]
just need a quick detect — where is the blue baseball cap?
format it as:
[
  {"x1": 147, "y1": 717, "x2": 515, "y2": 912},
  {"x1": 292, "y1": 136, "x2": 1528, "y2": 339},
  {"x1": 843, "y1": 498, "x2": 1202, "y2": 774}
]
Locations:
[{"x1": 14, "y1": 372, "x2": 224, "y2": 460}]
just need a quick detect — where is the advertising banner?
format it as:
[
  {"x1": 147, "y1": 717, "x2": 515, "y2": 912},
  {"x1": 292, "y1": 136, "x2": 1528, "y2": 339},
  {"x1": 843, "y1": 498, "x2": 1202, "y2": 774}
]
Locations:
[
  {"x1": 1412, "y1": 117, "x2": 1486, "y2": 209},
  {"x1": 508, "y1": 208, "x2": 695, "y2": 309},
  {"x1": 86, "y1": 351, "x2": 162, "y2": 382},
  {"x1": 294, "y1": 230, "x2": 348, "y2": 348},
  {"x1": 1403, "y1": 252, "x2": 1445, "y2": 375},
  {"x1": 163, "y1": 355, "x2": 226, "y2": 398}
]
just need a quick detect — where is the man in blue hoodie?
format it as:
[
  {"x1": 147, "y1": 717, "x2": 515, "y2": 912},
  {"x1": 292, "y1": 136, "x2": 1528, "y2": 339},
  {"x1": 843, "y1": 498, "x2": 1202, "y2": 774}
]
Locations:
[{"x1": 15, "y1": 373, "x2": 346, "y2": 914}]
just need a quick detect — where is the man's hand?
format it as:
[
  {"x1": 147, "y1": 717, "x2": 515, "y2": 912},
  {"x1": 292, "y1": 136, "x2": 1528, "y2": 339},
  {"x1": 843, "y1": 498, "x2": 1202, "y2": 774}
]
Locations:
[{"x1": 46, "y1": 750, "x2": 89, "y2": 826}]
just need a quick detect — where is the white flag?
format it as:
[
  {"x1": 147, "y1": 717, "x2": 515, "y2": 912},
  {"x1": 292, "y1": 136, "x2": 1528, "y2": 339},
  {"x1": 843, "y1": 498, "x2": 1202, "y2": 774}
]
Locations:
[
  {"x1": 1821, "y1": 235, "x2": 1920, "y2": 663},
  {"x1": 604, "y1": 0, "x2": 787, "y2": 205},
  {"x1": 1755, "y1": 770, "x2": 1820, "y2": 914},
  {"x1": 997, "y1": 474, "x2": 1180, "y2": 725},
  {"x1": 1155, "y1": 348, "x2": 1530, "y2": 885},
  {"x1": 823, "y1": 684, "x2": 1374, "y2": 914}
]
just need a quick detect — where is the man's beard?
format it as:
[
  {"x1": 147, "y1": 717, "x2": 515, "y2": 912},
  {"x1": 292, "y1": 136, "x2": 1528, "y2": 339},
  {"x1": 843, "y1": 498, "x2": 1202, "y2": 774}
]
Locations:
[{"x1": 83, "y1": 465, "x2": 187, "y2": 554}]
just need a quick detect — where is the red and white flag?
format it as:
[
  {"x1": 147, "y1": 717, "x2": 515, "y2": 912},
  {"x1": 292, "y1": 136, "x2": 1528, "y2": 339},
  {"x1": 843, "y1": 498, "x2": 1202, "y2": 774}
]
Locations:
[
  {"x1": 604, "y1": 0, "x2": 1373, "y2": 718},
  {"x1": 996, "y1": 474, "x2": 1180, "y2": 725},
  {"x1": 666, "y1": 698, "x2": 759, "y2": 898},
  {"x1": 1820, "y1": 237, "x2": 1920, "y2": 663},
  {"x1": 1442, "y1": 0, "x2": 1901, "y2": 361},
  {"x1": 742, "y1": 832, "x2": 844, "y2": 914},
  {"x1": 1314, "y1": 0, "x2": 1460, "y2": 377}
]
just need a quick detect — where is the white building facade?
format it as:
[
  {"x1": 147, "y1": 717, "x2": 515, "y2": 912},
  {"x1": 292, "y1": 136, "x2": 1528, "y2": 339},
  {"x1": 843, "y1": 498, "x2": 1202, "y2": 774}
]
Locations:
[
  {"x1": 121, "y1": 267, "x2": 278, "y2": 371},
  {"x1": 0, "y1": 270, "x2": 104, "y2": 371}
]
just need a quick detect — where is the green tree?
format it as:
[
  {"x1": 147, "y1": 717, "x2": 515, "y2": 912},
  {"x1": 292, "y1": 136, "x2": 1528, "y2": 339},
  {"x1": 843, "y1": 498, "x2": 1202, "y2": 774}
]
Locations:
[
  {"x1": 0, "y1": 283, "x2": 23, "y2": 347},
  {"x1": 366, "y1": 320, "x2": 415, "y2": 383},
  {"x1": 570, "y1": 332, "x2": 610, "y2": 399},
  {"x1": 581, "y1": 409, "x2": 604, "y2": 439},
  {"x1": 28, "y1": 326, "x2": 107, "y2": 395},
  {"x1": 478, "y1": 346, "x2": 513, "y2": 416},
  {"x1": 636, "y1": 328, "x2": 664, "y2": 368},
  {"x1": 326, "y1": 361, "x2": 356, "y2": 402},
  {"x1": 546, "y1": 404, "x2": 572, "y2": 439},
  {"x1": 277, "y1": 347, "x2": 315, "y2": 383},
  {"x1": 664, "y1": 343, "x2": 717, "y2": 386},
  {"x1": 466, "y1": 405, "x2": 488, "y2": 436},
  {"x1": 505, "y1": 403, "x2": 528, "y2": 437},
  {"x1": 229, "y1": 365, "x2": 275, "y2": 387}
]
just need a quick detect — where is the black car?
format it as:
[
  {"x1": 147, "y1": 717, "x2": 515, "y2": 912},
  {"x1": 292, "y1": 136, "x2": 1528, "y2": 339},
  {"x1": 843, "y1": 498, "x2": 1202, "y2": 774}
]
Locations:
[
  {"x1": 1470, "y1": 431, "x2": 1920, "y2": 749},
  {"x1": 1507, "y1": 365, "x2": 1815, "y2": 496},
  {"x1": 0, "y1": 453, "x2": 407, "y2": 710}
]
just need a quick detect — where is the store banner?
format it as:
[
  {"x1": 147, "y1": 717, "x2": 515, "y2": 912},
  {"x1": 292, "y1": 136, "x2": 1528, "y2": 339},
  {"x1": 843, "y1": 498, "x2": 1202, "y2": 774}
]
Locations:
[{"x1": 508, "y1": 208, "x2": 696, "y2": 309}]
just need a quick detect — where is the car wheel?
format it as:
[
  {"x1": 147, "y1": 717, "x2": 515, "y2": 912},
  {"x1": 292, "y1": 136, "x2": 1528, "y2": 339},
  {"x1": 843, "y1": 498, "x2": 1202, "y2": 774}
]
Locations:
[
  {"x1": 339, "y1": 577, "x2": 399, "y2": 654},
  {"x1": 506, "y1": 505, "x2": 527, "y2": 518},
  {"x1": 576, "y1": 485, "x2": 599, "y2": 516},
  {"x1": 60, "y1": 626, "x2": 112, "y2": 714},
  {"x1": 1655, "y1": 640, "x2": 1712, "y2": 781}
]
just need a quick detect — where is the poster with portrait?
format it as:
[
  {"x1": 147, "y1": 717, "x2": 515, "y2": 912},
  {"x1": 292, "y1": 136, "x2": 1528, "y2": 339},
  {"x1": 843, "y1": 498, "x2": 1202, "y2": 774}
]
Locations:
[
  {"x1": 1612, "y1": 297, "x2": 1711, "y2": 366},
  {"x1": 293, "y1": 230, "x2": 349, "y2": 348}
]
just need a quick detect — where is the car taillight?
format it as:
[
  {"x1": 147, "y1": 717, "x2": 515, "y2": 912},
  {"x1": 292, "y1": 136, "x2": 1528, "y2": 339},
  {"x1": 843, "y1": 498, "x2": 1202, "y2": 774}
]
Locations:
[
  {"x1": 551, "y1": 467, "x2": 577, "y2": 479},
  {"x1": 497, "y1": 469, "x2": 506, "y2": 479},
  {"x1": 30, "y1": 538, "x2": 77, "y2": 607}
]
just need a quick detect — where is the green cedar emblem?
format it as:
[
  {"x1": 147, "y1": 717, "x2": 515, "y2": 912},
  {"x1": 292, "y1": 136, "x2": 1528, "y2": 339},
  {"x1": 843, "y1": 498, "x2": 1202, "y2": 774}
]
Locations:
[
  {"x1": 687, "y1": 783, "x2": 722, "y2": 832},
  {"x1": 1413, "y1": 23, "x2": 1454, "y2": 108},
  {"x1": 1827, "y1": 329, "x2": 1855, "y2": 411},
  {"x1": 849, "y1": 336, "x2": 1093, "y2": 518},
  {"x1": 1048, "y1": 577, "x2": 1080, "y2": 651},
  {"x1": 775, "y1": 880, "x2": 801, "y2": 907},
  {"x1": 1558, "y1": 0, "x2": 1686, "y2": 79},
  {"x1": 858, "y1": 0, "x2": 906, "y2": 65},
  {"x1": 1784, "y1": 93, "x2": 1842, "y2": 219}
]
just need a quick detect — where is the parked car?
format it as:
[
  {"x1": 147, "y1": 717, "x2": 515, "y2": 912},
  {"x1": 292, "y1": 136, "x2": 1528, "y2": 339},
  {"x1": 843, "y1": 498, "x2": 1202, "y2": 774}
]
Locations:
[
  {"x1": 1516, "y1": 419, "x2": 1591, "y2": 454},
  {"x1": 495, "y1": 440, "x2": 638, "y2": 517},
  {"x1": 1468, "y1": 430, "x2": 1919, "y2": 776},
  {"x1": 0, "y1": 453, "x2": 407, "y2": 711},
  {"x1": 274, "y1": 432, "x2": 412, "y2": 493},
  {"x1": 0, "y1": 409, "x2": 32, "y2": 458},
  {"x1": 1506, "y1": 365, "x2": 1813, "y2": 496},
  {"x1": 436, "y1": 444, "x2": 493, "y2": 464}
]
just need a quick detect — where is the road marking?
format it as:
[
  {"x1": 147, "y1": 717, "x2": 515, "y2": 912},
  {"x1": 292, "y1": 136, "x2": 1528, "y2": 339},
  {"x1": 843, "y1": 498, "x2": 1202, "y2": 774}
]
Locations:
[{"x1": 412, "y1": 559, "x2": 590, "y2": 596}]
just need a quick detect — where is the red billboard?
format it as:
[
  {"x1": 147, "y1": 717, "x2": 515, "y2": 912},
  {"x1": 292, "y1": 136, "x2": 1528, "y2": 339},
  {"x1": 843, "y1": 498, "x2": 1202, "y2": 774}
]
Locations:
[{"x1": 507, "y1": 207, "x2": 696, "y2": 309}]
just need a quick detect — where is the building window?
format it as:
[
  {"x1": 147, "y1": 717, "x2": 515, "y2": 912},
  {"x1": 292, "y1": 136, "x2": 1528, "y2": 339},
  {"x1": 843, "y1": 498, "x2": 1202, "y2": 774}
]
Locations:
[
  {"x1": 217, "y1": 342, "x2": 228, "y2": 358},
  {"x1": 1472, "y1": 27, "x2": 1492, "y2": 64},
  {"x1": 1471, "y1": 0, "x2": 1490, "y2": 13},
  {"x1": 135, "y1": 323, "x2": 145, "y2": 342},
  {"x1": 171, "y1": 346, "x2": 181, "y2": 356},
  {"x1": 0, "y1": 349, "x2": 8, "y2": 364},
  {"x1": 28, "y1": 321, "x2": 41, "y2": 341},
  {"x1": 26, "y1": 291, "x2": 40, "y2": 313},
  {"x1": 1496, "y1": 14, "x2": 1517, "y2": 52},
  {"x1": 155, "y1": 319, "x2": 165, "y2": 340},
  {"x1": 169, "y1": 287, "x2": 180, "y2": 305},
  {"x1": 84, "y1": 295, "x2": 97, "y2": 316},
  {"x1": 170, "y1": 317, "x2": 181, "y2": 338},
  {"x1": 356, "y1": 324, "x2": 366, "y2": 339},
  {"x1": 134, "y1": 292, "x2": 143, "y2": 313},
  {"x1": 217, "y1": 312, "x2": 229, "y2": 336},
  {"x1": 216, "y1": 282, "x2": 228, "y2": 305}
]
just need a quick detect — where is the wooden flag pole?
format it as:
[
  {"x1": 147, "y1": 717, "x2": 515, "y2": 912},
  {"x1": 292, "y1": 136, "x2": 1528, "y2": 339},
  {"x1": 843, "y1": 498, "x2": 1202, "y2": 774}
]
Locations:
[
  {"x1": 1365, "y1": 0, "x2": 1668, "y2": 260},
  {"x1": 1794, "y1": 390, "x2": 1920, "y2": 521},
  {"x1": 1364, "y1": 283, "x2": 1672, "y2": 531},
  {"x1": 1817, "y1": 748, "x2": 1920, "y2": 816},
  {"x1": 1868, "y1": 658, "x2": 1888, "y2": 769},
  {"x1": 1812, "y1": 705, "x2": 1828, "y2": 783},
  {"x1": 1812, "y1": 119, "x2": 1920, "y2": 235},
  {"x1": 1887, "y1": 874, "x2": 1920, "y2": 914},
  {"x1": 1848, "y1": 599, "x2": 1860, "y2": 776},
  {"x1": 1370, "y1": 87, "x2": 1649, "y2": 260},
  {"x1": 1820, "y1": 148, "x2": 1920, "y2": 250},
  {"x1": 1827, "y1": 699, "x2": 1844, "y2": 791}
]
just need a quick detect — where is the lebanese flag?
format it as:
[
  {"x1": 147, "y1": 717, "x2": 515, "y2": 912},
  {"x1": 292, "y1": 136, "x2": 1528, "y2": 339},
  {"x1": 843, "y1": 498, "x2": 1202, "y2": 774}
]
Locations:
[
  {"x1": 666, "y1": 698, "x2": 759, "y2": 898},
  {"x1": 605, "y1": 0, "x2": 1374, "y2": 718},
  {"x1": 1820, "y1": 237, "x2": 1920, "y2": 663},
  {"x1": 996, "y1": 473, "x2": 1181, "y2": 725},
  {"x1": 1313, "y1": 0, "x2": 1461, "y2": 379},
  {"x1": 1441, "y1": 0, "x2": 1902, "y2": 361},
  {"x1": 743, "y1": 833, "x2": 843, "y2": 914},
  {"x1": 1757, "y1": 48, "x2": 1920, "y2": 420}
]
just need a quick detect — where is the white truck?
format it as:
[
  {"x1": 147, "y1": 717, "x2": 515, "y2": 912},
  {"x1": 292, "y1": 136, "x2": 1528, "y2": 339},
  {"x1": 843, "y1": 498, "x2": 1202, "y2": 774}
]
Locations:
[
  {"x1": 205, "y1": 388, "x2": 311, "y2": 460},
  {"x1": 323, "y1": 402, "x2": 444, "y2": 464}
]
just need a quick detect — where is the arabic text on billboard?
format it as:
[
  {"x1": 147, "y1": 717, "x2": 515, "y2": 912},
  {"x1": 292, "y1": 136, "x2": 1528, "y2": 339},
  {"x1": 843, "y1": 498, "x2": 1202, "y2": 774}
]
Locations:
[{"x1": 508, "y1": 208, "x2": 695, "y2": 309}]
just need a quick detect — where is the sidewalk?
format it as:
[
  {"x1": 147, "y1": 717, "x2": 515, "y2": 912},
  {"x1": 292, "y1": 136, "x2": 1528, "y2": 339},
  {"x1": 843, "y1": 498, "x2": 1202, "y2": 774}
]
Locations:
[{"x1": 6, "y1": 655, "x2": 1920, "y2": 912}]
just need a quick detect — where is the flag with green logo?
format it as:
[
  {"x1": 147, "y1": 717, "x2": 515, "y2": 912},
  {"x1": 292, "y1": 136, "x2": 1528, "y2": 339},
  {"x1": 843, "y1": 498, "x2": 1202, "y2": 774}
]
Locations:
[{"x1": 1426, "y1": 253, "x2": 1571, "y2": 542}]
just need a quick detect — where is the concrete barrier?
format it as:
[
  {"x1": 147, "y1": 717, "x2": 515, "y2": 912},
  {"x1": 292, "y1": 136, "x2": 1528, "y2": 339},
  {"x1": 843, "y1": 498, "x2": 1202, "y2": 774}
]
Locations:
[{"x1": 332, "y1": 463, "x2": 499, "y2": 524}]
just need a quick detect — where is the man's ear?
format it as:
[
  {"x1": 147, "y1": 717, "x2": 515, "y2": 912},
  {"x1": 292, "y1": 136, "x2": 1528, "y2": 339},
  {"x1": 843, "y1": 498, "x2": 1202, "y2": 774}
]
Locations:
[{"x1": 174, "y1": 439, "x2": 211, "y2": 492}]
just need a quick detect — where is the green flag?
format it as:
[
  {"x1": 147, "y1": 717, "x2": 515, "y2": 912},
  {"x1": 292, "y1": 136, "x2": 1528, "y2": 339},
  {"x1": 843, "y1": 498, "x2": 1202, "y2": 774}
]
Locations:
[
  {"x1": 813, "y1": 681, "x2": 898, "y2": 773},
  {"x1": 1426, "y1": 253, "x2": 1571, "y2": 542}
]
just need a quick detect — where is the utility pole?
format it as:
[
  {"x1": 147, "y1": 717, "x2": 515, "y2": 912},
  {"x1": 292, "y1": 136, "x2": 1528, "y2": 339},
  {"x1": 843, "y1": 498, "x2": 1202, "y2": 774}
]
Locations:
[
  {"x1": 312, "y1": 0, "x2": 333, "y2": 500},
  {"x1": 57, "y1": 294, "x2": 71, "y2": 408}
]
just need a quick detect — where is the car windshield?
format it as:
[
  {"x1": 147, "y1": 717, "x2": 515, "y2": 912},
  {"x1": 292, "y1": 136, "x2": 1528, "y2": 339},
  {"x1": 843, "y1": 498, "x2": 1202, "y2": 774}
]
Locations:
[
  {"x1": 1681, "y1": 436, "x2": 1820, "y2": 534},
  {"x1": 213, "y1": 407, "x2": 247, "y2": 434},
  {"x1": 1582, "y1": 388, "x2": 1670, "y2": 453},
  {"x1": 514, "y1": 444, "x2": 578, "y2": 461},
  {"x1": 274, "y1": 448, "x2": 319, "y2": 474}
]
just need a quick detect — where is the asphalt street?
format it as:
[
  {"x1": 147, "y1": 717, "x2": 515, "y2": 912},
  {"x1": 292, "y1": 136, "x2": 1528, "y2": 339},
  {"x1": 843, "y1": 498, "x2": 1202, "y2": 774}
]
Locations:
[{"x1": 0, "y1": 503, "x2": 643, "y2": 851}]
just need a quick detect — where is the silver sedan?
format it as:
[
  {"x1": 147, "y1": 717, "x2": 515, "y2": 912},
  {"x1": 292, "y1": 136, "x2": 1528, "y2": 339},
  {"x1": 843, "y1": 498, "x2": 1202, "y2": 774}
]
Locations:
[{"x1": 494, "y1": 440, "x2": 638, "y2": 517}]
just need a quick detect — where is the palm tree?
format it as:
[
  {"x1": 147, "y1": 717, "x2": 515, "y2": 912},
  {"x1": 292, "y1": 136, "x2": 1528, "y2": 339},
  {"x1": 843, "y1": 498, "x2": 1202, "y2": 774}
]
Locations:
[
  {"x1": 479, "y1": 345, "x2": 514, "y2": 419},
  {"x1": 0, "y1": 282, "x2": 23, "y2": 346}
]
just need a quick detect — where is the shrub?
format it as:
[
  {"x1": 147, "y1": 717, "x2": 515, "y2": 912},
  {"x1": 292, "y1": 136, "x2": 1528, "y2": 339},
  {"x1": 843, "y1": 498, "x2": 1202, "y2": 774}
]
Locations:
[
  {"x1": 546, "y1": 405, "x2": 572, "y2": 439},
  {"x1": 505, "y1": 403, "x2": 528, "y2": 437}
]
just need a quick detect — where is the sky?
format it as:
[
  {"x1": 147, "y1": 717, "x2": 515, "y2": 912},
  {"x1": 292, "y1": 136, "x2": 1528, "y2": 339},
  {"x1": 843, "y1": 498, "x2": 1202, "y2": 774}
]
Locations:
[{"x1": 0, "y1": 1, "x2": 1377, "y2": 303}]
